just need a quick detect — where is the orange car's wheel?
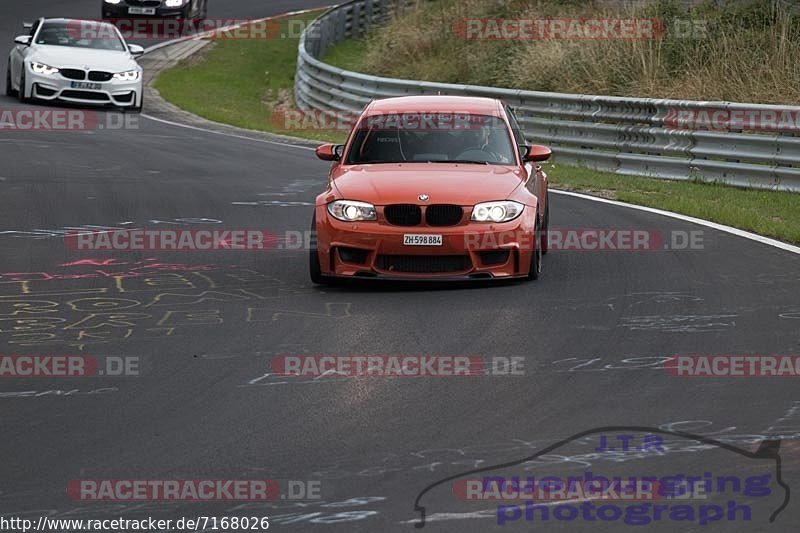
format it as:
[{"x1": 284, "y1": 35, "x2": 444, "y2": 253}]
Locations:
[
  {"x1": 541, "y1": 198, "x2": 549, "y2": 255},
  {"x1": 309, "y1": 214, "x2": 330, "y2": 285},
  {"x1": 527, "y1": 218, "x2": 542, "y2": 281}
]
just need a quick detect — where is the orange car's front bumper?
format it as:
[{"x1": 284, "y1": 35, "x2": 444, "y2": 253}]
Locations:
[{"x1": 314, "y1": 205, "x2": 538, "y2": 280}]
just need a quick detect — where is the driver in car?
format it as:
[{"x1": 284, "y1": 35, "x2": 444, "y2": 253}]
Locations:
[{"x1": 457, "y1": 122, "x2": 513, "y2": 164}]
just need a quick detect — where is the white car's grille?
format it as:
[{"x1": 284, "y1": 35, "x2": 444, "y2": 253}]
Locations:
[
  {"x1": 59, "y1": 69, "x2": 86, "y2": 81},
  {"x1": 88, "y1": 71, "x2": 113, "y2": 82}
]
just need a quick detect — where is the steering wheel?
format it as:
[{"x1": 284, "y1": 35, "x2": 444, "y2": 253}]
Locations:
[{"x1": 454, "y1": 148, "x2": 491, "y2": 161}]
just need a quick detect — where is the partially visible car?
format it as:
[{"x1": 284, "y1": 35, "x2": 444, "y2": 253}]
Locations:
[
  {"x1": 101, "y1": 0, "x2": 208, "y2": 20},
  {"x1": 6, "y1": 18, "x2": 145, "y2": 111}
]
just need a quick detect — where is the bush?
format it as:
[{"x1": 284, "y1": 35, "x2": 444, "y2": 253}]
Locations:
[{"x1": 352, "y1": 0, "x2": 800, "y2": 103}]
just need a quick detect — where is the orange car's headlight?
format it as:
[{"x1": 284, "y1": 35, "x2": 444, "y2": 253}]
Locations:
[
  {"x1": 471, "y1": 201, "x2": 524, "y2": 223},
  {"x1": 327, "y1": 200, "x2": 377, "y2": 222}
]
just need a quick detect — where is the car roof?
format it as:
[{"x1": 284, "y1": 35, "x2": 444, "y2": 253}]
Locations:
[
  {"x1": 39, "y1": 17, "x2": 115, "y2": 26},
  {"x1": 366, "y1": 95, "x2": 503, "y2": 116}
]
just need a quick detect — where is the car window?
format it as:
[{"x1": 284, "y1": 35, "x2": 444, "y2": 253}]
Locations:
[
  {"x1": 35, "y1": 21, "x2": 126, "y2": 51},
  {"x1": 346, "y1": 113, "x2": 516, "y2": 165},
  {"x1": 505, "y1": 106, "x2": 528, "y2": 147}
]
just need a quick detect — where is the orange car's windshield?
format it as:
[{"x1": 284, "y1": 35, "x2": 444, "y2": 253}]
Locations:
[{"x1": 346, "y1": 113, "x2": 516, "y2": 165}]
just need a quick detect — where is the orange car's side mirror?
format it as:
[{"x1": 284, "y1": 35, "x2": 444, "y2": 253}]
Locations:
[
  {"x1": 316, "y1": 143, "x2": 343, "y2": 162},
  {"x1": 522, "y1": 144, "x2": 552, "y2": 162}
]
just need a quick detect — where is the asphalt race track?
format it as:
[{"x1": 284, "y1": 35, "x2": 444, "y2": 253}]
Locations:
[{"x1": 1, "y1": 2, "x2": 800, "y2": 532}]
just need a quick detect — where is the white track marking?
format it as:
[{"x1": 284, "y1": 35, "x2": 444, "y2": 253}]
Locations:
[
  {"x1": 140, "y1": 113, "x2": 316, "y2": 151},
  {"x1": 551, "y1": 189, "x2": 800, "y2": 255}
]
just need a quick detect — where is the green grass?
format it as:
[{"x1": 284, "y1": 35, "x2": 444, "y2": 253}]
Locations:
[
  {"x1": 546, "y1": 164, "x2": 800, "y2": 244},
  {"x1": 328, "y1": 0, "x2": 800, "y2": 104},
  {"x1": 154, "y1": 9, "x2": 800, "y2": 246},
  {"x1": 155, "y1": 10, "x2": 346, "y2": 143},
  {"x1": 323, "y1": 38, "x2": 368, "y2": 71}
]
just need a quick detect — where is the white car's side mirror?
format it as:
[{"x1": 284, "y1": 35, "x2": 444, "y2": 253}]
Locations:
[
  {"x1": 128, "y1": 44, "x2": 144, "y2": 57},
  {"x1": 23, "y1": 22, "x2": 33, "y2": 30},
  {"x1": 14, "y1": 35, "x2": 32, "y2": 46}
]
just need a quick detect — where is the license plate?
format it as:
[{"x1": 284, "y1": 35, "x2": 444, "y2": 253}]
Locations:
[
  {"x1": 128, "y1": 7, "x2": 156, "y2": 15},
  {"x1": 70, "y1": 82, "x2": 102, "y2": 90},
  {"x1": 403, "y1": 234, "x2": 443, "y2": 246}
]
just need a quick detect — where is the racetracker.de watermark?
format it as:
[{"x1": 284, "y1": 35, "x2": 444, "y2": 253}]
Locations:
[
  {"x1": 0, "y1": 355, "x2": 138, "y2": 377},
  {"x1": 0, "y1": 109, "x2": 138, "y2": 131},
  {"x1": 468, "y1": 229, "x2": 703, "y2": 251},
  {"x1": 271, "y1": 110, "x2": 500, "y2": 133},
  {"x1": 667, "y1": 355, "x2": 800, "y2": 377},
  {"x1": 67, "y1": 479, "x2": 320, "y2": 501},
  {"x1": 71, "y1": 18, "x2": 318, "y2": 40},
  {"x1": 454, "y1": 477, "x2": 666, "y2": 502},
  {"x1": 64, "y1": 230, "x2": 277, "y2": 251},
  {"x1": 452, "y1": 18, "x2": 708, "y2": 40},
  {"x1": 664, "y1": 107, "x2": 800, "y2": 133},
  {"x1": 271, "y1": 355, "x2": 525, "y2": 378}
]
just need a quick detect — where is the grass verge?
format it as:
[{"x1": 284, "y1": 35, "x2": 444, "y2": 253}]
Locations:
[
  {"x1": 545, "y1": 165, "x2": 800, "y2": 245},
  {"x1": 154, "y1": 10, "x2": 346, "y2": 143},
  {"x1": 332, "y1": 0, "x2": 800, "y2": 104},
  {"x1": 153, "y1": 9, "x2": 800, "y2": 246}
]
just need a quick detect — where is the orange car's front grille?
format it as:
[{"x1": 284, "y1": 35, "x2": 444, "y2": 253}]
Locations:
[
  {"x1": 375, "y1": 254, "x2": 471, "y2": 273},
  {"x1": 425, "y1": 204, "x2": 463, "y2": 226},
  {"x1": 384, "y1": 204, "x2": 464, "y2": 226},
  {"x1": 384, "y1": 204, "x2": 422, "y2": 226}
]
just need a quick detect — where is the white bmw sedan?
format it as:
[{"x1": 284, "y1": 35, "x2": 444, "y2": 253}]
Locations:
[{"x1": 6, "y1": 18, "x2": 145, "y2": 111}]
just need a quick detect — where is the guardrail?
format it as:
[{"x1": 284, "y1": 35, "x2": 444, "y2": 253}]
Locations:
[{"x1": 295, "y1": 0, "x2": 800, "y2": 191}]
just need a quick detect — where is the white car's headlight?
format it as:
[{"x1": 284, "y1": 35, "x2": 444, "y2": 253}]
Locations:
[
  {"x1": 165, "y1": 0, "x2": 187, "y2": 6},
  {"x1": 113, "y1": 70, "x2": 140, "y2": 81},
  {"x1": 328, "y1": 200, "x2": 377, "y2": 222},
  {"x1": 471, "y1": 201, "x2": 524, "y2": 223},
  {"x1": 31, "y1": 62, "x2": 59, "y2": 75}
]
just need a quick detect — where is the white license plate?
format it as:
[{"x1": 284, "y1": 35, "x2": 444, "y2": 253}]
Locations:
[
  {"x1": 128, "y1": 7, "x2": 156, "y2": 15},
  {"x1": 403, "y1": 234, "x2": 443, "y2": 246},
  {"x1": 71, "y1": 82, "x2": 102, "y2": 90}
]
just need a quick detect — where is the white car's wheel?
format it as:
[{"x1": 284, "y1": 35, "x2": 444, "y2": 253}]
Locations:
[
  {"x1": 17, "y1": 69, "x2": 29, "y2": 103},
  {"x1": 5, "y1": 65, "x2": 17, "y2": 97}
]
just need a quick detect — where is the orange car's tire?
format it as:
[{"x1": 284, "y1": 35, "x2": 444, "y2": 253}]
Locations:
[
  {"x1": 541, "y1": 198, "x2": 549, "y2": 255},
  {"x1": 309, "y1": 214, "x2": 331, "y2": 285},
  {"x1": 527, "y1": 218, "x2": 542, "y2": 281}
]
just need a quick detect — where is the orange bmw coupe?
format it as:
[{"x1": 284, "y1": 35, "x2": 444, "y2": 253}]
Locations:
[{"x1": 310, "y1": 95, "x2": 551, "y2": 283}]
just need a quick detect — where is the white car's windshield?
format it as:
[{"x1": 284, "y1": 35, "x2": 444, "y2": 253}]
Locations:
[{"x1": 35, "y1": 21, "x2": 126, "y2": 52}]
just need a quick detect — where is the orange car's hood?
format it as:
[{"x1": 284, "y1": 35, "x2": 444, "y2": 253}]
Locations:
[{"x1": 331, "y1": 163, "x2": 524, "y2": 205}]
